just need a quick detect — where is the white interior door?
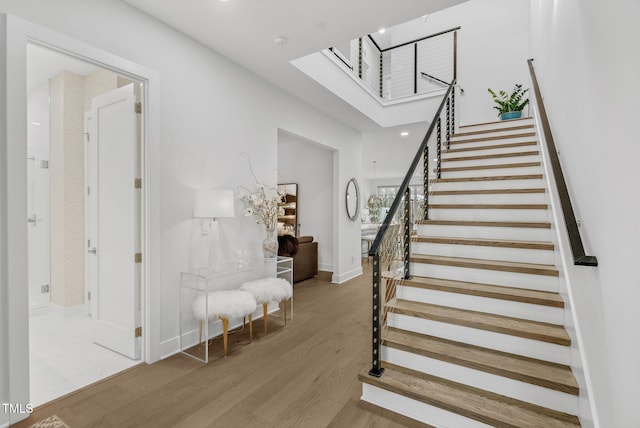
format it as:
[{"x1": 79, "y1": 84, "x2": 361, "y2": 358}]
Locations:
[
  {"x1": 85, "y1": 112, "x2": 96, "y2": 316},
  {"x1": 27, "y1": 83, "x2": 51, "y2": 310},
  {"x1": 88, "y1": 83, "x2": 140, "y2": 359},
  {"x1": 27, "y1": 146, "x2": 51, "y2": 309}
]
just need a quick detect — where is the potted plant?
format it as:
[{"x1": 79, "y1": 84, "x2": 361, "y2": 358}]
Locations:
[{"x1": 487, "y1": 84, "x2": 529, "y2": 120}]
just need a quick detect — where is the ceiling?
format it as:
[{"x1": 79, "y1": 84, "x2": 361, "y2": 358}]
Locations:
[{"x1": 122, "y1": 0, "x2": 467, "y2": 132}]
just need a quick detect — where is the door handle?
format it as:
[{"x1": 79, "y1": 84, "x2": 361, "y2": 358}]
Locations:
[{"x1": 88, "y1": 247, "x2": 97, "y2": 255}]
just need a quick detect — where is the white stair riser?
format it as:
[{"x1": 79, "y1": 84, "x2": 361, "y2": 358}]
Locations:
[
  {"x1": 397, "y1": 285, "x2": 563, "y2": 324},
  {"x1": 416, "y1": 224, "x2": 552, "y2": 242},
  {"x1": 382, "y1": 347, "x2": 578, "y2": 415},
  {"x1": 361, "y1": 383, "x2": 492, "y2": 428},
  {"x1": 430, "y1": 192, "x2": 547, "y2": 205},
  {"x1": 441, "y1": 154, "x2": 540, "y2": 168},
  {"x1": 449, "y1": 135, "x2": 536, "y2": 150},
  {"x1": 443, "y1": 142, "x2": 538, "y2": 157},
  {"x1": 410, "y1": 262, "x2": 558, "y2": 292},
  {"x1": 431, "y1": 178, "x2": 545, "y2": 191},
  {"x1": 439, "y1": 165, "x2": 542, "y2": 179},
  {"x1": 412, "y1": 241, "x2": 555, "y2": 265},
  {"x1": 455, "y1": 120, "x2": 534, "y2": 134},
  {"x1": 428, "y1": 208, "x2": 549, "y2": 222},
  {"x1": 388, "y1": 313, "x2": 571, "y2": 365}
]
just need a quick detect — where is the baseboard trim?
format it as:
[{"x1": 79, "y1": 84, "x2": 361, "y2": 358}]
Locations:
[
  {"x1": 332, "y1": 267, "x2": 363, "y2": 284},
  {"x1": 159, "y1": 303, "x2": 281, "y2": 360}
]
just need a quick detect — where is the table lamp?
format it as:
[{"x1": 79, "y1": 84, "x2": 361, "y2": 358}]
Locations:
[{"x1": 192, "y1": 189, "x2": 235, "y2": 272}]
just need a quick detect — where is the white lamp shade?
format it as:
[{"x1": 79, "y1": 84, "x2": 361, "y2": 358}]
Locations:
[{"x1": 193, "y1": 189, "x2": 235, "y2": 218}]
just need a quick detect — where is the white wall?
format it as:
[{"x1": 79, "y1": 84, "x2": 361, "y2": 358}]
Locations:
[
  {"x1": 277, "y1": 131, "x2": 334, "y2": 273},
  {"x1": 0, "y1": 0, "x2": 363, "y2": 417},
  {"x1": 422, "y1": 0, "x2": 531, "y2": 125},
  {"x1": 530, "y1": 1, "x2": 640, "y2": 426},
  {"x1": 296, "y1": 0, "x2": 531, "y2": 128},
  {"x1": 0, "y1": 13, "x2": 8, "y2": 427}
]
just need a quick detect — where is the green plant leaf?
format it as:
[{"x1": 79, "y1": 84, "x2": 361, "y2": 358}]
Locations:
[{"x1": 487, "y1": 84, "x2": 529, "y2": 115}]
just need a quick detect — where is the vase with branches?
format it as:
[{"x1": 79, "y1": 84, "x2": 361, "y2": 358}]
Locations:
[{"x1": 239, "y1": 153, "x2": 284, "y2": 258}]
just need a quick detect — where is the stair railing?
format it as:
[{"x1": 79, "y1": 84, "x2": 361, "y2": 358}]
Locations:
[
  {"x1": 367, "y1": 79, "x2": 456, "y2": 377},
  {"x1": 527, "y1": 59, "x2": 597, "y2": 266},
  {"x1": 330, "y1": 27, "x2": 459, "y2": 102}
]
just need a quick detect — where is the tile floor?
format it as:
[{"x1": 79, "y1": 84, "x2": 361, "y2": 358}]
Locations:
[{"x1": 29, "y1": 308, "x2": 140, "y2": 407}]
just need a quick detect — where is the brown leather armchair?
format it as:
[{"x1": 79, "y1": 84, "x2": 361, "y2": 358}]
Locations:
[{"x1": 278, "y1": 235, "x2": 318, "y2": 283}]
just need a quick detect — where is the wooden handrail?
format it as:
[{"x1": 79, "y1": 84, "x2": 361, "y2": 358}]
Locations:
[{"x1": 527, "y1": 59, "x2": 597, "y2": 266}]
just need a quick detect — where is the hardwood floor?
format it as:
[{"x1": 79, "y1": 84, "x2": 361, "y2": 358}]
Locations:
[{"x1": 14, "y1": 265, "x2": 429, "y2": 428}]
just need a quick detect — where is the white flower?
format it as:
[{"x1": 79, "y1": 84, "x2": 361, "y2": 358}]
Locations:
[{"x1": 241, "y1": 183, "x2": 281, "y2": 229}]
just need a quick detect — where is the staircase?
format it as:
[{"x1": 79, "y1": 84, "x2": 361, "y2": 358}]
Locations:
[{"x1": 359, "y1": 118, "x2": 582, "y2": 427}]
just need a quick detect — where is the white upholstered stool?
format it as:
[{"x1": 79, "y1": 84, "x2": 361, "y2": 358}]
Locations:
[
  {"x1": 192, "y1": 290, "x2": 257, "y2": 357},
  {"x1": 240, "y1": 277, "x2": 293, "y2": 335}
]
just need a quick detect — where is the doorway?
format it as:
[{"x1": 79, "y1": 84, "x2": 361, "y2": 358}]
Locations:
[{"x1": 27, "y1": 43, "x2": 142, "y2": 406}]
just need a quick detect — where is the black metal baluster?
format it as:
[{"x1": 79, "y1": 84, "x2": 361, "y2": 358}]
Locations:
[
  {"x1": 379, "y1": 51, "x2": 384, "y2": 99},
  {"x1": 358, "y1": 38, "x2": 363, "y2": 79},
  {"x1": 414, "y1": 43, "x2": 418, "y2": 95},
  {"x1": 369, "y1": 254, "x2": 384, "y2": 377},
  {"x1": 423, "y1": 145, "x2": 429, "y2": 220},
  {"x1": 403, "y1": 188, "x2": 411, "y2": 280},
  {"x1": 437, "y1": 117, "x2": 442, "y2": 179},
  {"x1": 451, "y1": 89, "x2": 456, "y2": 136},
  {"x1": 446, "y1": 96, "x2": 451, "y2": 150}
]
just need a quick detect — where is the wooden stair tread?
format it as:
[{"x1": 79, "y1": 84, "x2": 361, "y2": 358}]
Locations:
[
  {"x1": 387, "y1": 274, "x2": 564, "y2": 307},
  {"x1": 445, "y1": 140, "x2": 537, "y2": 154},
  {"x1": 431, "y1": 188, "x2": 545, "y2": 195},
  {"x1": 442, "y1": 150, "x2": 539, "y2": 162},
  {"x1": 434, "y1": 174, "x2": 543, "y2": 183},
  {"x1": 359, "y1": 365, "x2": 580, "y2": 427},
  {"x1": 383, "y1": 328, "x2": 578, "y2": 394},
  {"x1": 416, "y1": 219, "x2": 551, "y2": 228},
  {"x1": 439, "y1": 161, "x2": 540, "y2": 172},
  {"x1": 387, "y1": 298, "x2": 569, "y2": 345},
  {"x1": 430, "y1": 203, "x2": 547, "y2": 209},
  {"x1": 450, "y1": 132, "x2": 537, "y2": 144},
  {"x1": 411, "y1": 254, "x2": 559, "y2": 277},
  {"x1": 453, "y1": 124, "x2": 534, "y2": 138},
  {"x1": 412, "y1": 236, "x2": 554, "y2": 250},
  {"x1": 459, "y1": 117, "x2": 532, "y2": 128}
]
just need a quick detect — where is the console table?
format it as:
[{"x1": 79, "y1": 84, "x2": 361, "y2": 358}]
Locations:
[{"x1": 179, "y1": 256, "x2": 293, "y2": 363}]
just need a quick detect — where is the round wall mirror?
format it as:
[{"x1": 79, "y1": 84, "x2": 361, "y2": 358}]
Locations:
[{"x1": 345, "y1": 178, "x2": 360, "y2": 221}]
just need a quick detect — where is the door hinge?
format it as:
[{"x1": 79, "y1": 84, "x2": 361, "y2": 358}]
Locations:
[
  {"x1": 87, "y1": 186, "x2": 91, "y2": 195},
  {"x1": 135, "y1": 178, "x2": 142, "y2": 189},
  {"x1": 135, "y1": 326, "x2": 142, "y2": 337},
  {"x1": 135, "y1": 253, "x2": 142, "y2": 263},
  {"x1": 135, "y1": 102, "x2": 142, "y2": 114},
  {"x1": 88, "y1": 291, "x2": 91, "y2": 301}
]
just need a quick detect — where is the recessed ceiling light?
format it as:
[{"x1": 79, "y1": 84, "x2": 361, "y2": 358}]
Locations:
[
  {"x1": 31, "y1": 122, "x2": 41, "y2": 126},
  {"x1": 378, "y1": 28, "x2": 386, "y2": 34},
  {"x1": 274, "y1": 35, "x2": 287, "y2": 45},
  {"x1": 400, "y1": 131, "x2": 409, "y2": 137}
]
